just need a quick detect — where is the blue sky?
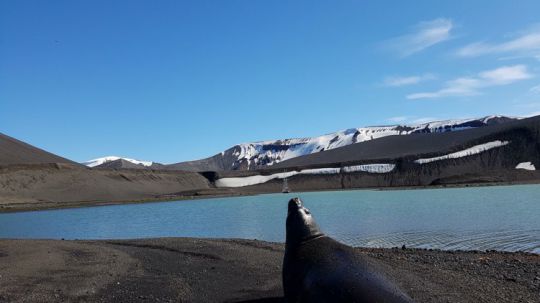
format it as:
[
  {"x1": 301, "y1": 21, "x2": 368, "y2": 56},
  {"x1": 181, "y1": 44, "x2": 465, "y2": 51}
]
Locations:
[{"x1": 2, "y1": 1, "x2": 540, "y2": 164}]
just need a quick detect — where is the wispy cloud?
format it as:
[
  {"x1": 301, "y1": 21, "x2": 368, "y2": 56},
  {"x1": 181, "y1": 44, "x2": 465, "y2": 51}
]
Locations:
[
  {"x1": 479, "y1": 65, "x2": 533, "y2": 84},
  {"x1": 385, "y1": 18, "x2": 453, "y2": 57},
  {"x1": 407, "y1": 65, "x2": 533, "y2": 100},
  {"x1": 383, "y1": 74, "x2": 435, "y2": 87},
  {"x1": 457, "y1": 27, "x2": 540, "y2": 59},
  {"x1": 531, "y1": 84, "x2": 540, "y2": 94}
]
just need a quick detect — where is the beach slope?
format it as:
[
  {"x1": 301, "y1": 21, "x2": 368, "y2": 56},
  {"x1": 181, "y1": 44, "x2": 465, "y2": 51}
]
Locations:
[{"x1": 0, "y1": 238, "x2": 538, "y2": 303}]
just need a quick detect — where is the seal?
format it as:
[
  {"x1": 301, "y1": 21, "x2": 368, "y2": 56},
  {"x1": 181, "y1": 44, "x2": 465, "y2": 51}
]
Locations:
[{"x1": 283, "y1": 197, "x2": 414, "y2": 303}]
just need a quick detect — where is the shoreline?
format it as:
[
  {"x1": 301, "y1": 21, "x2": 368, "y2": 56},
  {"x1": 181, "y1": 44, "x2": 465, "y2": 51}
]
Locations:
[
  {"x1": 0, "y1": 238, "x2": 538, "y2": 302},
  {"x1": 1, "y1": 179, "x2": 540, "y2": 214},
  {"x1": 0, "y1": 191, "x2": 251, "y2": 214}
]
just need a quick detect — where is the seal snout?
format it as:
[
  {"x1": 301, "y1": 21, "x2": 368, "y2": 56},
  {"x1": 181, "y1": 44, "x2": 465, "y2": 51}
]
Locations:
[{"x1": 288, "y1": 197, "x2": 302, "y2": 212}]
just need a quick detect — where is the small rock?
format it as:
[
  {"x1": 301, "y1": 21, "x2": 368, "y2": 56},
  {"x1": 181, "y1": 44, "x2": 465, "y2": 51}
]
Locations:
[{"x1": 504, "y1": 275, "x2": 516, "y2": 282}]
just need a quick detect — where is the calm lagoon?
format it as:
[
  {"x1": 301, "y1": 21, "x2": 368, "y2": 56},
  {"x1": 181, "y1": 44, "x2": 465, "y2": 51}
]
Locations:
[{"x1": 1, "y1": 185, "x2": 539, "y2": 253}]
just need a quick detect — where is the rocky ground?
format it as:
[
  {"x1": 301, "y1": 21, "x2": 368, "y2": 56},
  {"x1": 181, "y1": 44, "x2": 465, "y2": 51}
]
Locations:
[{"x1": 0, "y1": 238, "x2": 538, "y2": 303}]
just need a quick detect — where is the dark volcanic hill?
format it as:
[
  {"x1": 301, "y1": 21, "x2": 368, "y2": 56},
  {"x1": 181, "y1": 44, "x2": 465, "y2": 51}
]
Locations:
[
  {"x1": 272, "y1": 115, "x2": 540, "y2": 169},
  {"x1": 0, "y1": 164, "x2": 213, "y2": 212},
  {"x1": 212, "y1": 115, "x2": 540, "y2": 192},
  {"x1": 0, "y1": 132, "x2": 78, "y2": 166},
  {"x1": 166, "y1": 116, "x2": 518, "y2": 172},
  {"x1": 0, "y1": 133, "x2": 212, "y2": 212}
]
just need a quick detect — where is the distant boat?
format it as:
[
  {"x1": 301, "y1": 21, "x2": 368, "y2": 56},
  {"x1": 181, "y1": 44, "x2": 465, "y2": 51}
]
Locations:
[{"x1": 282, "y1": 178, "x2": 290, "y2": 193}]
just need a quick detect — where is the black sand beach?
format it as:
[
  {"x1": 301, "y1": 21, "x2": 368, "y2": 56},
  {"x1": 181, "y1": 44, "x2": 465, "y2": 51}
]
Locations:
[{"x1": 0, "y1": 238, "x2": 538, "y2": 303}]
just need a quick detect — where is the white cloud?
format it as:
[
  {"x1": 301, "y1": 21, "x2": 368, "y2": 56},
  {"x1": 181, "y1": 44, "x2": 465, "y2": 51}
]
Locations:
[
  {"x1": 407, "y1": 77, "x2": 480, "y2": 99},
  {"x1": 385, "y1": 18, "x2": 453, "y2": 57},
  {"x1": 479, "y1": 65, "x2": 533, "y2": 84},
  {"x1": 530, "y1": 84, "x2": 540, "y2": 94},
  {"x1": 457, "y1": 28, "x2": 540, "y2": 58},
  {"x1": 407, "y1": 65, "x2": 533, "y2": 100},
  {"x1": 383, "y1": 74, "x2": 435, "y2": 87}
]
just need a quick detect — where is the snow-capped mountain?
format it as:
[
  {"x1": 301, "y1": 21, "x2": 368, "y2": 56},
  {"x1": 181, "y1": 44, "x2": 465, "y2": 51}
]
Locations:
[
  {"x1": 83, "y1": 156, "x2": 153, "y2": 168},
  {"x1": 168, "y1": 115, "x2": 518, "y2": 171}
]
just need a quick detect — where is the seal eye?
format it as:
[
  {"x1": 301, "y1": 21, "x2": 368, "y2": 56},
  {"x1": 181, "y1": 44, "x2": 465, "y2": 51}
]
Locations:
[{"x1": 303, "y1": 208, "x2": 311, "y2": 215}]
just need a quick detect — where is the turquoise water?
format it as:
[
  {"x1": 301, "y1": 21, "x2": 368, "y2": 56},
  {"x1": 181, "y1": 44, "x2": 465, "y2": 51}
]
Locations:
[{"x1": 1, "y1": 185, "x2": 539, "y2": 253}]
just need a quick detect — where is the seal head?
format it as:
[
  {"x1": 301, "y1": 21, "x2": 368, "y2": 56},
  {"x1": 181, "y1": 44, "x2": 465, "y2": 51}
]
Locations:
[{"x1": 286, "y1": 198, "x2": 323, "y2": 247}]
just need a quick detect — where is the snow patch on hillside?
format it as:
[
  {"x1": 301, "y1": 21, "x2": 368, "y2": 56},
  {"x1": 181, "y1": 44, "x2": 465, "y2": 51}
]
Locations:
[
  {"x1": 215, "y1": 164, "x2": 395, "y2": 188},
  {"x1": 414, "y1": 141, "x2": 510, "y2": 164},
  {"x1": 342, "y1": 164, "x2": 396, "y2": 173},
  {"x1": 515, "y1": 162, "x2": 536, "y2": 171},
  {"x1": 83, "y1": 156, "x2": 153, "y2": 167},
  {"x1": 215, "y1": 171, "x2": 297, "y2": 188}
]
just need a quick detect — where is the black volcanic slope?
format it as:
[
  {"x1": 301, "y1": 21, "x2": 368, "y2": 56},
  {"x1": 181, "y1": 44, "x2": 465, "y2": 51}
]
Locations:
[
  {"x1": 0, "y1": 132, "x2": 77, "y2": 166},
  {"x1": 166, "y1": 156, "x2": 227, "y2": 172},
  {"x1": 166, "y1": 116, "x2": 519, "y2": 172},
  {"x1": 272, "y1": 115, "x2": 540, "y2": 169}
]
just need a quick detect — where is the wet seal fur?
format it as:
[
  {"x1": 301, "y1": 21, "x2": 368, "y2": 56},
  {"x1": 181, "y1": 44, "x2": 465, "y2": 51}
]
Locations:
[{"x1": 283, "y1": 197, "x2": 414, "y2": 303}]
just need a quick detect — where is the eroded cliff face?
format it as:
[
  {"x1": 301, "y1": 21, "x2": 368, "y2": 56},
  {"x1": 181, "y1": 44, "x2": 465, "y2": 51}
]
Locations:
[
  {"x1": 382, "y1": 126, "x2": 540, "y2": 186},
  {"x1": 226, "y1": 124, "x2": 540, "y2": 192},
  {"x1": 167, "y1": 116, "x2": 519, "y2": 172}
]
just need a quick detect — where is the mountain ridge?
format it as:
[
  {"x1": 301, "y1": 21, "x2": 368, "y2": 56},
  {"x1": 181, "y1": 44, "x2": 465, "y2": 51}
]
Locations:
[
  {"x1": 82, "y1": 115, "x2": 517, "y2": 170},
  {"x1": 164, "y1": 115, "x2": 517, "y2": 171}
]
